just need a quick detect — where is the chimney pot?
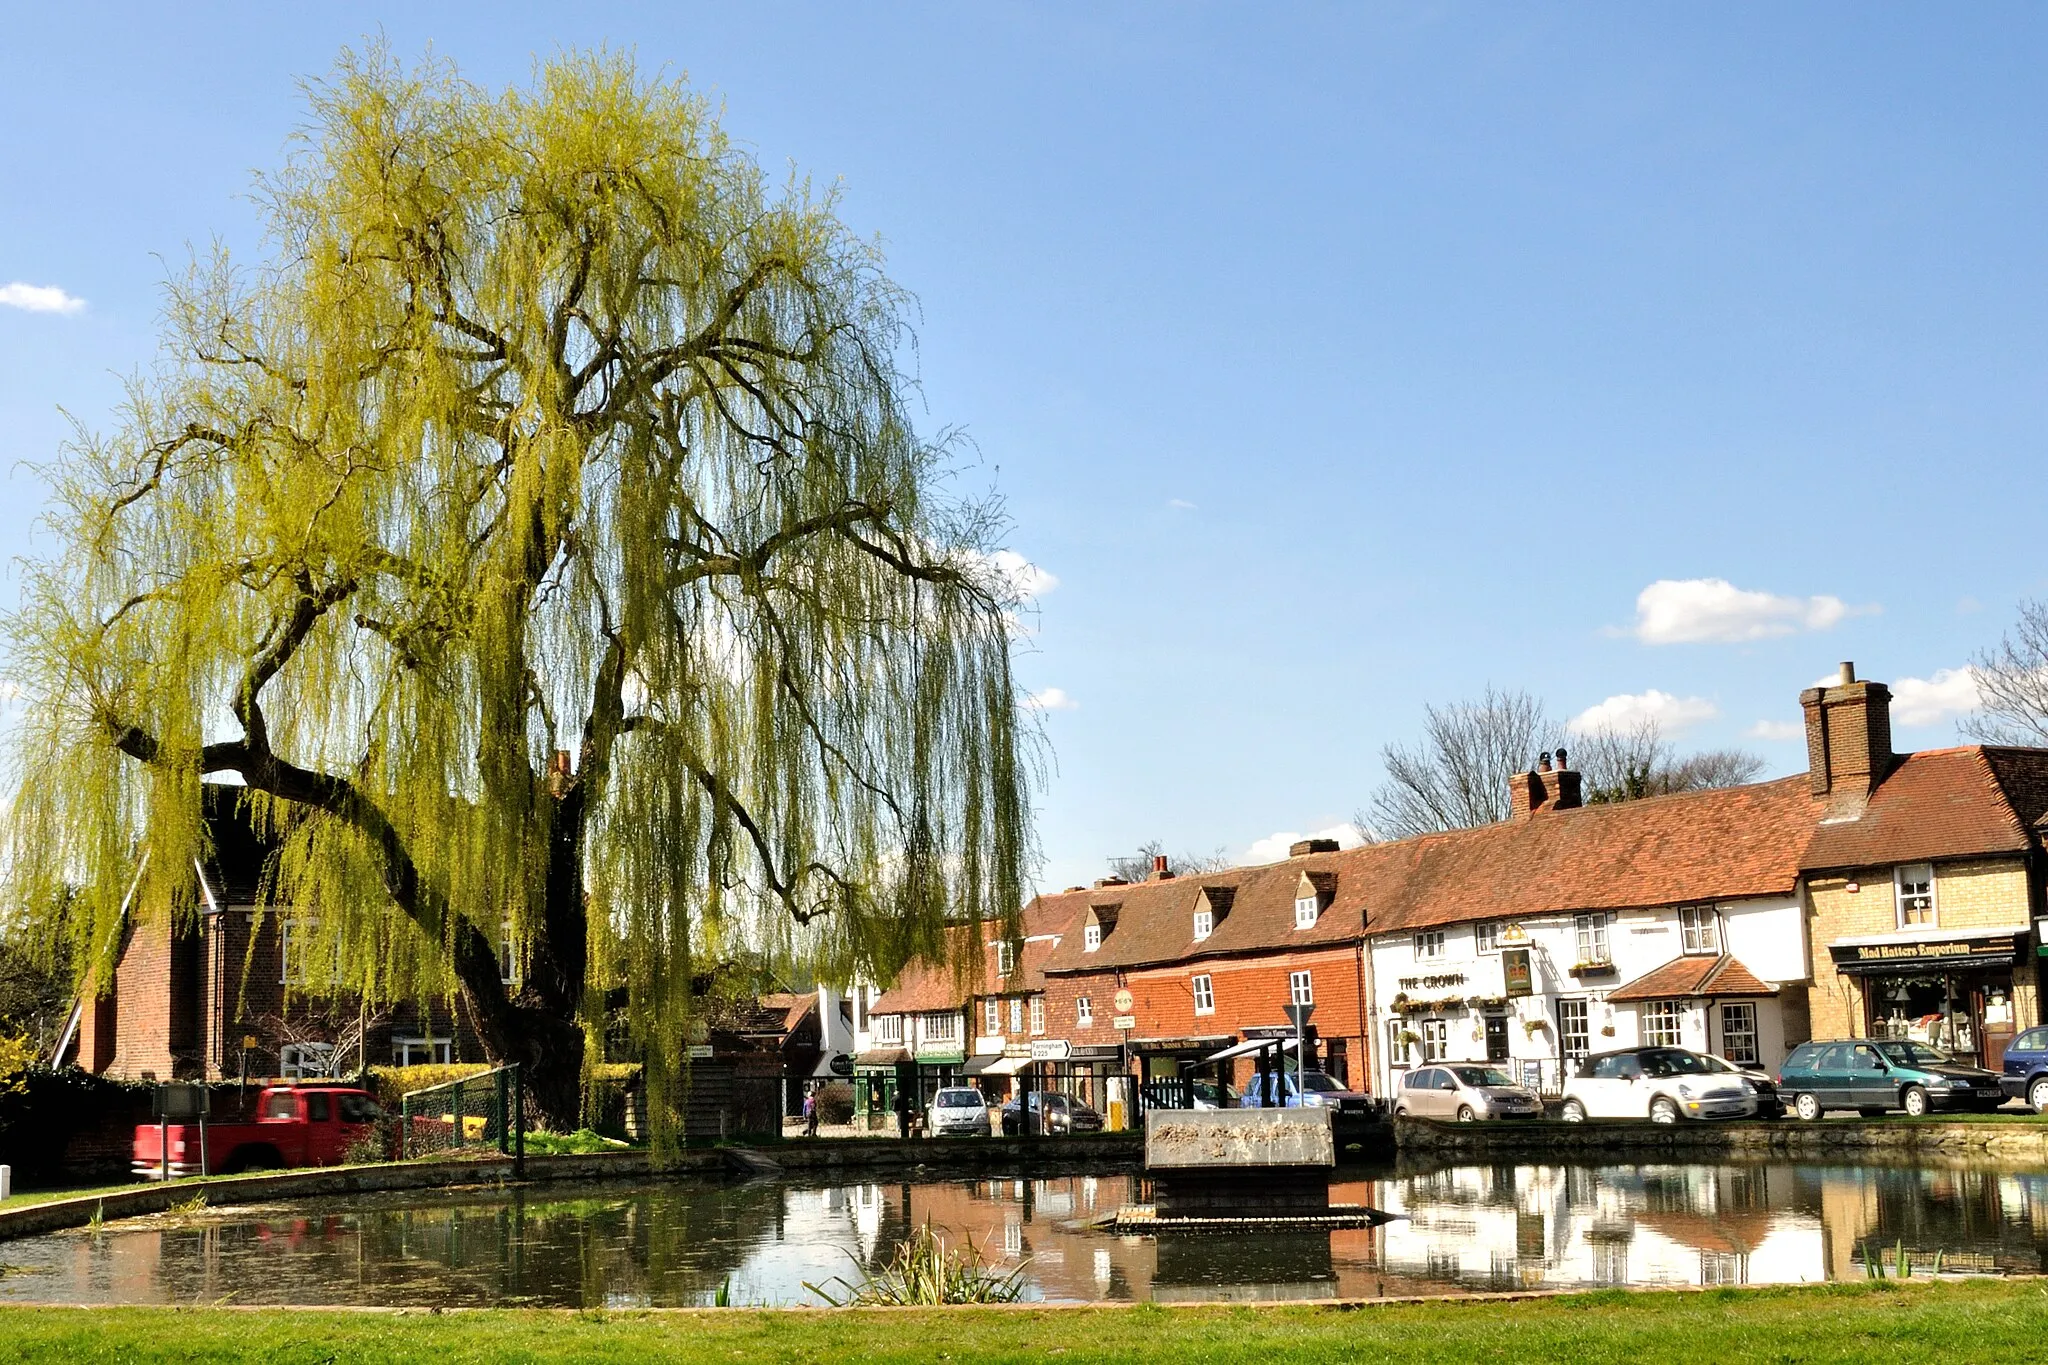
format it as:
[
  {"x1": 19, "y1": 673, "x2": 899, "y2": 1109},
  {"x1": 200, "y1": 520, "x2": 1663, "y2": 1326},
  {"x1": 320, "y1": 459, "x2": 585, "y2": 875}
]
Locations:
[
  {"x1": 1555, "y1": 746, "x2": 1569, "y2": 770},
  {"x1": 1538, "y1": 751, "x2": 1553, "y2": 772},
  {"x1": 1152, "y1": 854, "x2": 1172, "y2": 880},
  {"x1": 1839, "y1": 661, "x2": 1856, "y2": 686}
]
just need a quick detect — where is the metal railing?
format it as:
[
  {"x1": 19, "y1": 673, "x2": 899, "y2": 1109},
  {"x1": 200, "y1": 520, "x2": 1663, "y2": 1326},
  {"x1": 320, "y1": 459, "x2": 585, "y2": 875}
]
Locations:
[{"x1": 400, "y1": 1064, "x2": 525, "y2": 1174}]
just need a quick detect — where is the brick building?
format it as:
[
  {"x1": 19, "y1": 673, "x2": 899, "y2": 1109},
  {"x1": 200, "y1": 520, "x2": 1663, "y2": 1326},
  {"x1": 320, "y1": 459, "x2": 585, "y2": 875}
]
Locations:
[{"x1": 58, "y1": 785, "x2": 477, "y2": 1081}]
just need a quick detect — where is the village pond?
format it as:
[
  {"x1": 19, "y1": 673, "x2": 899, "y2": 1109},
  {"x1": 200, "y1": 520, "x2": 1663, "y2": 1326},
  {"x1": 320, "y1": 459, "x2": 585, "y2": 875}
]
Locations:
[{"x1": 4, "y1": 1155, "x2": 2048, "y2": 1306}]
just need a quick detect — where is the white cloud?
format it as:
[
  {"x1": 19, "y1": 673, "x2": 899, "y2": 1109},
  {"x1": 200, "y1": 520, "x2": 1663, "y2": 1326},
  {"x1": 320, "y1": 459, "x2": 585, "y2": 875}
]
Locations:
[
  {"x1": 1745, "y1": 719, "x2": 1805, "y2": 742},
  {"x1": 1024, "y1": 687, "x2": 1078, "y2": 712},
  {"x1": 1890, "y1": 666, "x2": 1983, "y2": 728},
  {"x1": 1629, "y1": 578, "x2": 1868, "y2": 644},
  {"x1": 1167, "y1": 498, "x2": 1197, "y2": 510},
  {"x1": 969, "y1": 548, "x2": 1057, "y2": 602},
  {"x1": 0, "y1": 282, "x2": 85, "y2": 314},
  {"x1": 1240, "y1": 822, "x2": 1369, "y2": 867},
  {"x1": 1567, "y1": 689, "x2": 1718, "y2": 736}
]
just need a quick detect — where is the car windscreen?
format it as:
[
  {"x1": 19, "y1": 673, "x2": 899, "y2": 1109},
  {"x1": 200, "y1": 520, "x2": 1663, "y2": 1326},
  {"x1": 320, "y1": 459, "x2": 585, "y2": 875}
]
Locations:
[
  {"x1": 1640, "y1": 1049, "x2": 1709, "y2": 1077},
  {"x1": 1452, "y1": 1066, "x2": 1515, "y2": 1088},
  {"x1": 1298, "y1": 1073, "x2": 1344, "y2": 1092},
  {"x1": 933, "y1": 1090, "x2": 983, "y2": 1107},
  {"x1": 1874, "y1": 1041, "x2": 1951, "y2": 1067}
]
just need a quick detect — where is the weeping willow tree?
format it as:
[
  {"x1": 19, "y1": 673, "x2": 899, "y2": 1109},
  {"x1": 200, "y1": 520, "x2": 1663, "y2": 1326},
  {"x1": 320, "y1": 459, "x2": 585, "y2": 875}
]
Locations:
[{"x1": 2, "y1": 47, "x2": 1031, "y2": 1140}]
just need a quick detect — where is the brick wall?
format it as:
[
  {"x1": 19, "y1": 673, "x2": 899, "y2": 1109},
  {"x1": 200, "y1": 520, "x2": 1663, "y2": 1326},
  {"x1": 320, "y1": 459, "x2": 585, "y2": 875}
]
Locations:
[{"x1": 1807, "y1": 857, "x2": 2039, "y2": 1043}]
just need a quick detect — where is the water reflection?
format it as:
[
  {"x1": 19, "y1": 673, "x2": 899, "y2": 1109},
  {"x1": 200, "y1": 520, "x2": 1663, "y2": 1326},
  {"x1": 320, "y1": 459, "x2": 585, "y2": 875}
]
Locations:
[{"x1": 5, "y1": 1158, "x2": 2048, "y2": 1306}]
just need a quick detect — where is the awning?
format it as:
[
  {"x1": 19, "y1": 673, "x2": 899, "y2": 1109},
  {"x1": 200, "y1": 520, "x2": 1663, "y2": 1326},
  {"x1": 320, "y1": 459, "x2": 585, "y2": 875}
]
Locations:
[
  {"x1": 1203, "y1": 1036, "x2": 1306, "y2": 1065},
  {"x1": 1828, "y1": 930, "x2": 2024, "y2": 976},
  {"x1": 963, "y1": 1054, "x2": 1027, "y2": 1076},
  {"x1": 855, "y1": 1048, "x2": 909, "y2": 1068},
  {"x1": 1130, "y1": 1034, "x2": 1234, "y2": 1054}
]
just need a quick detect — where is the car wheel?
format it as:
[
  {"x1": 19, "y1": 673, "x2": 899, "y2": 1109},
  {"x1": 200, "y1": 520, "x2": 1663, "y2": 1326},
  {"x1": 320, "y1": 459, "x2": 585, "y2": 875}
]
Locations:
[
  {"x1": 1794, "y1": 1092, "x2": 1822, "y2": 1122},
  {"x1": 1902, "y1": 1085, "x2": 1930, "y2": 1117},
  {"x1": 1456, "y1": 1105, "x2": 1476, "y2": 1122},
  {"x1": 1648, "y1": 1097, "x2": 1680, "y2": 1125},
  {"x1": 1561, "y1": 1100, "x2": 1587, "y2": 1123},
  {"x1": 2030, "y1": 1078, "x2": 2048, "y2": 1114},
  {"x1": 1392, "y1": 1104, "x2": 1408, "y2": 1119}
]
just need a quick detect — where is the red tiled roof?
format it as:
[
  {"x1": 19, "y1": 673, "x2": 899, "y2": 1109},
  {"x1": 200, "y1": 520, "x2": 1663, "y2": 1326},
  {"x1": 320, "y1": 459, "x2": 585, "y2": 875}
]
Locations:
[
  {"x1": 869, "y1": 950, "x2": 972, "y2": 1015},
  {"x1": 1037, "y1": 776, "x2": 1821, "y2": 974},
  {"x1": 871, "y1": 897, "x2": 1074, "y2": 1014},
  {"x1": 1802, "y1": 747, "x2": 2048, "y2": 872},
  {"x1": 1607, "y1": 954, "x2": 1778, "y2": 1002}
]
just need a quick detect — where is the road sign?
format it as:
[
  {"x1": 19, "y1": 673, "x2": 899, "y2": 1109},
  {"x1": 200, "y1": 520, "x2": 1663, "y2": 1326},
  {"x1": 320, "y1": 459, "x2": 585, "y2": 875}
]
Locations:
[
  {"x1": 1030, "y1": 1039, "x2": 1071, "y2": 1061},
  {"x1": 1114, "y1": 988, "x2": 1134, "y2": 1013},
  {"x1": 1285, "y1": 1003, "x2": 1315, "y2": 1029},
  {"x1": 1113, "y1": 1016, "x2": 1137, "y2": 1030}
]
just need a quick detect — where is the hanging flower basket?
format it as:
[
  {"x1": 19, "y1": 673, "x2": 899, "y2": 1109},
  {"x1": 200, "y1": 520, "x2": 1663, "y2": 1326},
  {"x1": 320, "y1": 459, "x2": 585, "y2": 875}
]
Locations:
[
  {"x1": 1569, "y1": 960, "x2": 1616, "y2": 979},
  {"x1": 1397, "y1": 1029, "x2": 1421, "y2": 1048},
  {"x1": 1522, "y1": 1018, "x2": 1548, "y2": 1038}
]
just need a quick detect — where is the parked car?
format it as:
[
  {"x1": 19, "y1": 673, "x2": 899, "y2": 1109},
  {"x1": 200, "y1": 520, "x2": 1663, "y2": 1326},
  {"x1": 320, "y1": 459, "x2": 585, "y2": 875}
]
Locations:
[
  {"x1": 1778, "y1": 1039, "x2": 2005, "y2": 1119},
  {"x1": 1560, "y1": 1046, "x2": 1756, "y2": 1123},
  {"x1": 133, "y1": 1085, "x2": 384, "y2": 1179},
  {"x1": 1000, "y1": 1090, "x2": 1104, "y2": 1135},
  {"x1": 1391, "y1": 1064, "x2": 1543, "y2": 1121},
  {"x1": 1191, "y1": 1080, "x2": 1239, "y2": 1110},
  {"x1": 1998, "y1": 1025, "x2": 2048, "y2": 1111},
  {"x1": 1239, "y1": 1069, "x2": 1374, "y2": 1114},
  {"x1": 927, "y1": 1087, "x2": 991, "y2": 1137},
  {"x1": 1702, "y1": 1053, "x2": 1784, "y2": 1119}
]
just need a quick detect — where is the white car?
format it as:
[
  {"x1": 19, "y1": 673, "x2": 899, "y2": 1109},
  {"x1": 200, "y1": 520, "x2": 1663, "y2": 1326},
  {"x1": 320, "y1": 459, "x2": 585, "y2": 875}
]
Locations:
[
  {"x1": 1560, "y1": 1046, "x2": 1757, "y2": 1123},
  {"x1": 927, "y1": 1087, "x2": 992, "y2": 1137}
]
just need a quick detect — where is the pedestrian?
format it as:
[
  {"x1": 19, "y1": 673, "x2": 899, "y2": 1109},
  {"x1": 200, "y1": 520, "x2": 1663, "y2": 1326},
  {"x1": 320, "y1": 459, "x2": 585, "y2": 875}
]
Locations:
[
  {"x1": 893, "y1": 1084, "x2": 909, "y2": 1138},
  {"x1": 803, "y1": 1084, "x2": 820, "y2": 1138}
]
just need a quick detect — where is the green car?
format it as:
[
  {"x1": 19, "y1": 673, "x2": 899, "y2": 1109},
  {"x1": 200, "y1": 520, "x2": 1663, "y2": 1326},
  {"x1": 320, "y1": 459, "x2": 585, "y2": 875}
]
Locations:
[{"x1": 1778, "y1": 1039, "x2": 2006, "y2": 1119}]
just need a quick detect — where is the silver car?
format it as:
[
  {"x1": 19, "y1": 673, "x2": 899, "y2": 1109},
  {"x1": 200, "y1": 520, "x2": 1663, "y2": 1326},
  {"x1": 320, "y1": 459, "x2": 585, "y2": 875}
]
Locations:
[
  {"x1": 927, "y1": 1087, "x2": 992, "y2": 1137},
  {"x1": 1393, "y1": 1064, "x2": 1544, "y2": 1120}
]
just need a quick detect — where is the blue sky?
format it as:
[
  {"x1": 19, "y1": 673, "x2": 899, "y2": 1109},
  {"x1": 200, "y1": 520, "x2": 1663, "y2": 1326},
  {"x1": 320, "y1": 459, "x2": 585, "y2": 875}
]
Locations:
[{"x1": 2, "y1": 5, "x2": 2044, "y2": 892}]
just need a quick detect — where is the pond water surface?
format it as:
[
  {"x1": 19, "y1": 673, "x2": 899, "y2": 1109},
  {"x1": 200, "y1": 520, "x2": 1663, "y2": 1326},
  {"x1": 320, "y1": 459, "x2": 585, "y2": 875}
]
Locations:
[{"x1": 4, "y1": 1157, "x2": 2047, "y2": 1306}]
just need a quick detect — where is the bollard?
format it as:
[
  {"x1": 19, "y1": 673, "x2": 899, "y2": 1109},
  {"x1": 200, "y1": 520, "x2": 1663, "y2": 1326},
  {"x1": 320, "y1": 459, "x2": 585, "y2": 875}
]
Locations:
[{"x1": 0, "y1": 1164, "x2": 10, "y2": 1200}]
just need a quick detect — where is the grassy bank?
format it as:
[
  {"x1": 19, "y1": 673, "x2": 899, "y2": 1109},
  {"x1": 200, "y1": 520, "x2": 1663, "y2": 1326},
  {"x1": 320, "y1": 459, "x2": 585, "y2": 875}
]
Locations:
[{"x1": 0, "y1": 1281, "x2": 2044, "y2": 1363}]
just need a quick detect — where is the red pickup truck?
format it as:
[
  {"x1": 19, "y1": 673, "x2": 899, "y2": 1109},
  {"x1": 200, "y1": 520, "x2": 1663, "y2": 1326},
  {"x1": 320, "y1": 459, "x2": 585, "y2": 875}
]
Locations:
[{"x1": 132, "y1": 1085, "x2": 385, "y2": 1179}]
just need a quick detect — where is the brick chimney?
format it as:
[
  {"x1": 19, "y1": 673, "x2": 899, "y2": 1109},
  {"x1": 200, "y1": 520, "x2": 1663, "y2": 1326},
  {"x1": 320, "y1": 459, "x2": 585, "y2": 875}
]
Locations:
[
  {"x1": 1801, "y1": 662, "x2": 1893, "y2": 811},
  {"x1": 1152, "y1": 854, "x2": 1174, "y2": 881},
  {"x1": 1289, "y1": 838, "x2": 1340, "y2": 857},
  {"x1": 1509, "y1": 750, "x2": 1584, "y2": 821}
]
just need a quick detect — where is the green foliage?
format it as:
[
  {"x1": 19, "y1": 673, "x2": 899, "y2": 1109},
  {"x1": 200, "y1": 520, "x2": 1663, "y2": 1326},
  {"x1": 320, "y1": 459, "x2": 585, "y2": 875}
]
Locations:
[
  {"x1": 363, "y1": 1064, "x2": 494, "y2": 1108},
  {"x1": 816, "y1": 1080, "x2": 854, "y2": 1124},
  {"x1": 521, "y1": 1127, "x2": 629, "y2": 1154},
  {"x1": 3, "y1": 42, "x2": 1032, "y2": 1146},
  {"x1": 805, "y1": 1221, "x2": 1028, "y2": 1306}
]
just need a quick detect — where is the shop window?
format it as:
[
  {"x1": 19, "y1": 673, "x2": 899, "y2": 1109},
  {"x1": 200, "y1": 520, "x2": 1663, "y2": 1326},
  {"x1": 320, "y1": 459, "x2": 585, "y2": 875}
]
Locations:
[
  {"x1": 1643, "y1": 1000, "x2": 1683, "y2": 1048},
  {"x1": 1030, "y1": 997, "x2": 1045, "y2": 1034},
  {"x1": 1076, "y1": 997, "x2": 1093, "y2": 1028},
  {"x1": 1290, "y1": 970, "x2": 1314, "y2": 1006},
  {"x1": 1720, "y1": 1002, "x2": 1759, "y2": 1065},
  {"x1": 1421, "y1": 1018, "x2": 1448, "y2": 1061},
  {"x1": 1193, "y1": 909, "x2": 1212, "y2": 942},
  {"x1": 985, "y1": 999, "x2": 1002, "y2": 1035},
  {"x1": 1475, "y1": 921, "x2": 1500, "y2": 953},
  {"x1": 1192, "y1": 974, "x2": 1215, "y2": 1015},
  {"x1": 1558, "y1": 998, "x2": 1591, "y2": 1065},
  {"x1": 1678, "y1": 905, "x2": 1720, "y2": 955},
  {"x1": 1295, "y1": 895, "x2": 1319, "y2": 930},
  {"x1": 1575, "y1": 914, "x2": 1611, "y2": 965},
  {"x1": 1895, "y1": 865, "x2": 1936, "y2": 927},
  {"x1": 1415, "y1": 930, "x2": 1445, "y2": 960}
]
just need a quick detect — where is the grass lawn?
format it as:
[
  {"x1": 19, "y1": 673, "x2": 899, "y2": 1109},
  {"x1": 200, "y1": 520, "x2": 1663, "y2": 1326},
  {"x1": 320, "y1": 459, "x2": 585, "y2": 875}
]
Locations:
[{"x1": 0, "y1": 1281, "x2": 2044, "y2": 1363}]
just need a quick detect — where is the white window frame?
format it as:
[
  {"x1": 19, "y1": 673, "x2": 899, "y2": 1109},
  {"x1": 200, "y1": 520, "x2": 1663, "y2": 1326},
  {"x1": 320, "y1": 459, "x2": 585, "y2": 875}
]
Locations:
[
  {"x1": 1643, "y1": 999, "x2": 1683, "y2": 1048},
  {"x1": 1193, "y1": 909, "x2": 1213, "y2": 942},
  {"x1": 923, "y1": 1011, "x2": 962, "y2": 1044},
  {"x1": 1558, "y1": 998, "x2": 1591, "y2": 1063},
  {"x1": 1575, "y1": 913, "x2": 1611, "y2": 965},
  {"x1": 1192, "y1": 974, "x2": 1215, "y2": 1015},
  {"x1": 1289, "y1": 970, "x2": 1313, "y2": 1007},
  {"x1": 1895, "y1": 864, "x2": 1936, "y2": 928},
  {"x1": 278, "y1": 1042, "x2": 336, "y2": 1080},
  {"x1": 1420, "y1": 1018, "x2": 1447, "y2": 1062},
  {"x1": 1475, "y1": 921, "x2": 1500, "y2": 953},
  {"x1": 985, "y1": 998, "x2": 1002, "y2": 1035},
  {"x1": 1720, "y1": 1002, "x2": 1759, "y2": 1066},
  {"x1": 995, "y1": 941, "x2": 1015, "y2": 977},
  {"x1": 1084, "y1": 922, "x2": 1102, "y2": 952},
  {"x1": 1678, "y1": 905, "x2": 1720, "y2": 956},
  {"x1": 874, "y1": 1014, "x2": 904, "y2": 1045},
  {"x1": 392, "y1": 1035, "x2": 453, "y2": 1067},
  {"x1": 1414, "y1": 930, "x2": 1445, "y2": 961},
  {"x1": 1076, "y1": 996, "x2": 1093, "y2": 1028},
  {"x1": 1029, "y1": 997, "x2": 1045, "y2": 1035},
  {"x1": 1294, "y1": 895, "x2": 1319, "y2": 930}
]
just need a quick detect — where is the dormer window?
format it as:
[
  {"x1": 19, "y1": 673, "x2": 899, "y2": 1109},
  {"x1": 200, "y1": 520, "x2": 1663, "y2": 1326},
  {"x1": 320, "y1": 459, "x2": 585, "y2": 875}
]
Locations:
[
  {"x1": 1084, "y1": 923, "x2": 1102, "y2": 952},
  {"x1": 1294, "y1": 895, "x2": 1319, "y2": 930},
  {"x1": 1083, "y1": 903, "x2": 1117, "y2": 952},
  {"x1": 1193, "y1": 909, "x2": 1213, "y2": 941}
]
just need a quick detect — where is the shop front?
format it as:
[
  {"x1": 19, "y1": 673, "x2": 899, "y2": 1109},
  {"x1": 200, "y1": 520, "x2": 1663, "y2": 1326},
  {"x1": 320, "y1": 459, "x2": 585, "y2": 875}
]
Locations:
[{"x1": 1828, "y1": 930, "x2": 2031, "y2": 1071}]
